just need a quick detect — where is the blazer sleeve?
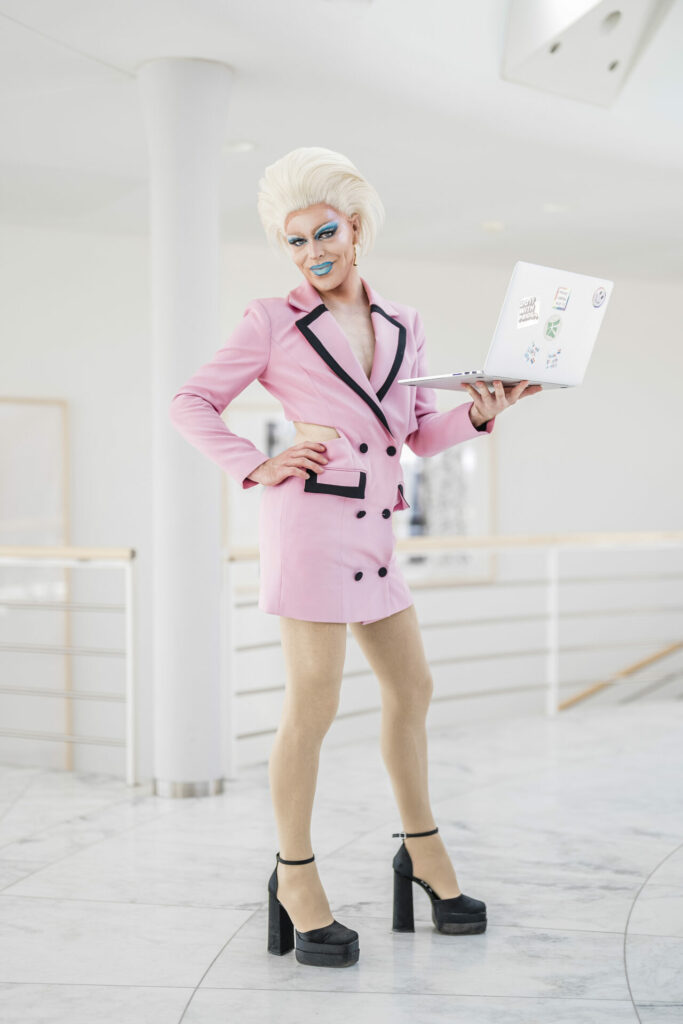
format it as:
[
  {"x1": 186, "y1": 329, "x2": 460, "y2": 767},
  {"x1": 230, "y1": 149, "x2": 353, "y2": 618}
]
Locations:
[
  {"x1": 404, "y1": 309, "x2": 495, "y2": 458},
  {"x1": 169, "y1": 298, "x2": 272, "y2": 489}
]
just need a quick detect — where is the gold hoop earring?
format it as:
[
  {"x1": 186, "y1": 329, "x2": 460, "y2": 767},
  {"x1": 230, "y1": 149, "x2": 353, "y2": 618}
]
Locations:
[{"x1": 353, "y1": 243, "x2": 358, "y2": 266}]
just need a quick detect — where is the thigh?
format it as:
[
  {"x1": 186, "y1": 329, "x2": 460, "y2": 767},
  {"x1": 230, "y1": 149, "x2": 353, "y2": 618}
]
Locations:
[
  {"x1": 349, "y1": 604, "x2": 433, "y2": 704},
  {"x1": 278, "y1": 616, "x2": 348, "y2": 721}
]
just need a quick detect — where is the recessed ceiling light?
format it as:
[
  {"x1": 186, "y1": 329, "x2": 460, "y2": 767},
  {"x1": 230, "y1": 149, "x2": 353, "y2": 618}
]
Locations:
[
  {"x1": 542, "y1": 202, "x2": 569, "y2": 213},
  {"x1": 223, "y1": 140, "x2": 257, "y2": 153}
]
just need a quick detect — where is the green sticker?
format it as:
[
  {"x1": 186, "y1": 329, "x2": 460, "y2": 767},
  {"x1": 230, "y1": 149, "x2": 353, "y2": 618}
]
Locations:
[{"x1": 544, "y1": 316, "x2": 562, "y2": 339}]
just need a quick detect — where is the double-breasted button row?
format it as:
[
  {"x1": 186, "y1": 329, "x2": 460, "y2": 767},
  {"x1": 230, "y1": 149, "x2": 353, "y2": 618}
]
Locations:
[
  {"x1": 354, "y1": 567, "x2": 388, "y2": 581},
  {"x1": 356, "y1": 508, "x2": 391, "y2": 519},
  {"x1": 357, "y1": 442, "x2": 397, "y2": 456}
]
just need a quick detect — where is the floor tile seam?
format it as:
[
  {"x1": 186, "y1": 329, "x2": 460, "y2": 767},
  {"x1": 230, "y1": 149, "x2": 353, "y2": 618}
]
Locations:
[
  {"x1": 634, "y1": 1002, "x2": 683, "y2": 1008},
  {"x1": 176, "y1": 911, "x2": 257, "y2": 1024},
  {"x1": 0, "y1": 980, "x2": 675, "y2": 1005},
  {"x1": 0, "y1": 891, "x2": 256, "y2": 915},
  {"x1": 0, "y1": 773, "x2": 48, "y2": 830},
  {"x1": 0, "y1": 798, "x2": 197, "y2": 894},
  {"x1": 3, "y1": 892, "x2": 677, "y2": 938},
  {"x1": 622, "y1": 837, "x2": 683, "y2": 1024},
  {"x1": 191, "y1": 985, "x2": 644, "y2": 1003},
  {"x1": 0, "y1": 785, "x2": 158, "y2": 857},
  {"x1": 0, "y1": 980, "x2": 196, "y2": 990}
]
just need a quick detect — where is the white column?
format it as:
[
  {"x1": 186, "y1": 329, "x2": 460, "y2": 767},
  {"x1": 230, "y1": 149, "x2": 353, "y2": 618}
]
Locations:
[{"x1": 138, "y1": 58, "x2": 234, "y2": 797}]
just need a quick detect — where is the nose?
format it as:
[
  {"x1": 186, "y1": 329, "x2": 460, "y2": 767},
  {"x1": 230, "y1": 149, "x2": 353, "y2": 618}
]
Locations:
[{"x1": 307, "y1": 240, "x2": 326, "y2": 261}]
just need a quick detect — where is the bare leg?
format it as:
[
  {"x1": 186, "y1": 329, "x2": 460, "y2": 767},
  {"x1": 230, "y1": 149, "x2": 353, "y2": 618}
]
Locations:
[
  {"x1": 349, "y1": 603, "x2": 462, "y2": 898},
  {"x1": 268, "y1": 615, "x2": 348, "y2": 931}
]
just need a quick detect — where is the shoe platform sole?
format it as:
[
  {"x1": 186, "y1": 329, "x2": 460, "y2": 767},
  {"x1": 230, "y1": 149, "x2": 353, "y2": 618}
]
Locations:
[
  {"x1": 295, "y1": 936, "x2": 360, "y2": 967},
  {"x1": 392, "y1": 918, "x2": 487, "y2": 935}
]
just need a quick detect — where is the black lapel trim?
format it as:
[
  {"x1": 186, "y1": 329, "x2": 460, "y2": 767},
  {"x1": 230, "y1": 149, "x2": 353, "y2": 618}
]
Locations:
[
  {"x1": 304, "y1": 468, "x2": 366, "y2": 498},
  {"x1": 295, "y1": 305, "x2": 394, "y2": 436},
  {"x1": 369, "y1": 304, "x2": 406, "y2": 401}
]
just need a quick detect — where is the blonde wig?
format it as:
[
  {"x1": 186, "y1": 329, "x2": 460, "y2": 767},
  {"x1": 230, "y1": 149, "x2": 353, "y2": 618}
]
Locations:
[{"x1": 256, "y1": 146, "x2": 385, "y2": 260}]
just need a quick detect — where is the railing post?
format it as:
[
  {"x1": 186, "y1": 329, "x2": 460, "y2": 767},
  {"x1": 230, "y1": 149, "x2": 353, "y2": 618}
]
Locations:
[
  {"x1": 222, "y1": 555, "x2": 237, "y2": 780},
  {"x1": 546, "y1": 546, "x2": 560, "y2": 715},
  {"x1": 124, "y1": 556, "x2": 137, "y2": 786}
]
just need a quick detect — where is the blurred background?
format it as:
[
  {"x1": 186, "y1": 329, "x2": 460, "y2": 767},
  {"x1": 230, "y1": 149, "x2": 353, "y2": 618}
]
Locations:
[
  {"x1": 2, "y1": 3, "x2": 683, "y2": 1019},
  {"x1": 1, "y1": 0, "x2": 682, "y2": 784}
]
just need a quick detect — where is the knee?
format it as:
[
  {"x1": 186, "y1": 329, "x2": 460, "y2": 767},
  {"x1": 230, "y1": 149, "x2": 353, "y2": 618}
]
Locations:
[
  {"x1": 414, "y1": 671, "x2": 434, "y2": 708},
  {"x1": 280, "y1": 698, "x2": 340, "y2": 744},
  {"x1": 384, "y1": 670, "x2": 434, "y2": 713}
]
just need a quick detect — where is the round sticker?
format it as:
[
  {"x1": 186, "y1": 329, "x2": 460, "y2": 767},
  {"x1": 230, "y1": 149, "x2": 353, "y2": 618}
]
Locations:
[{"x1": 592, "y1": 287, "x2": 606, "y2": 308}]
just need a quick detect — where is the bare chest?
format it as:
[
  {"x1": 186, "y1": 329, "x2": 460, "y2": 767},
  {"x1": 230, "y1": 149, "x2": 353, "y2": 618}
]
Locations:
[{"x1": 327, "y1": 309, "x2": 376, "y2": 380}]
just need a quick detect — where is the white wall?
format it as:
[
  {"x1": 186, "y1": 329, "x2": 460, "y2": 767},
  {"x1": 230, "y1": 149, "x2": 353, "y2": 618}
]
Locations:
[{"x1": 1, "y1": 224, "x2": 681, "y2": 779}]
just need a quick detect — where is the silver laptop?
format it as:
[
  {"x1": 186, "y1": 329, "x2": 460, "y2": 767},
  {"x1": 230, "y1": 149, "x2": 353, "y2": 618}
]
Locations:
[{"x1": 398, "y1": 261, "x2": 614, "y2": 392}]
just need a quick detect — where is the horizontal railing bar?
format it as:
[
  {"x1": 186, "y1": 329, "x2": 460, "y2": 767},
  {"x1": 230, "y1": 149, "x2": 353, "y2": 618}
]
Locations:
[
  {"x1": 0, "y1": 728, "x2": 124, "y2": 746},
  {"x1": 234, "y1": 610, "x2": 683, "y2": 652},
  {"x1": 3, "y1": 536, "x2": 683, "y2": 563},
  {"x1": 430, "y1": 605, "x2": 683, "y2": 625},
  {"x1": 425, "y1": 639, "x2": 683, "y2": 663},
  {"x1": 234, "y1": 668, "x2": 683, "y2": 740},
  {"x1": 234, "y1": 684, "x2": 545, "y2": 739},
  {"x1": 0, "y1": 643, "x2": 124, "y2": 658},
  {"x1": 0, "y1": 600, "x2": 125, "y2": 612},
  {"x1": 233, "y1": 605, "x2": 683, "y2": 653},
  {"x1": 227, "y1": 531, "x2": 683, "y2": 561},
  {"x1": 0, "y1": 686, "x2": 124, "y2": 701},
  {"x1": 233, "y1": 640, "x2": 683, "y2": 665},
  {"x1": 0, "y1": 546, "x2": 135, "y2": 560},
  {"x1": 234, "y1": 666, "x2": 683, "y2": 700},
  {"x1": 231, "y1": 571, "x2": 683, "y2": 605}
]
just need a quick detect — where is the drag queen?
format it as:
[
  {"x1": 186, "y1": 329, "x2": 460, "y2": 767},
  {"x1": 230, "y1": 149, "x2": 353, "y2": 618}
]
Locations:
[{"x1": 169, "y1": 146, "x2": 541, "y2": 968}]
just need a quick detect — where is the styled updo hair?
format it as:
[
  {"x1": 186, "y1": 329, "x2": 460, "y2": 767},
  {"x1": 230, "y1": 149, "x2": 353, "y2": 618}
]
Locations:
[{"x1": 256, "y1": 146, "x2": 385, "y2": 260}]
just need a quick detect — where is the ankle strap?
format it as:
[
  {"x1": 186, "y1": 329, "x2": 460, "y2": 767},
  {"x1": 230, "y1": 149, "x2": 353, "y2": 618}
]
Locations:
[
  {"x1": 392, "y1": 826, "x2": 439, "y2": 839},
  {"x1": 276, "y1": 851, "x2": 315, "y2": 864}
]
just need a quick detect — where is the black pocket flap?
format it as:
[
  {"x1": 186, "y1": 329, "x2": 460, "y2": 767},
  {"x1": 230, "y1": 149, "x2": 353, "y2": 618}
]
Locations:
[{"x1": 304, "y1": 466, "x2": 367, "y2": 499}]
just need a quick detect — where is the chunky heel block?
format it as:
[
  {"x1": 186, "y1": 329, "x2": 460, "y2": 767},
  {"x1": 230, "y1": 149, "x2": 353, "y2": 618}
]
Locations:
[
  {"x1": 266, "y1": 851, "x2": 359, "y2": 967},
  {"x1": 391, "y1": 826, "x2": 487, "y2": 935},
  {"x1": 392, "y1": 863, "x2": 415, "y2": 931}
]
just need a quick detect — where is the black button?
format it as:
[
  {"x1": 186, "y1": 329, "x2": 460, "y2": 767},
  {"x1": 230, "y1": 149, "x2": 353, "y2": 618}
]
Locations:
[
  {"x1": 354, "y1": 571, "x2": 363, "y2": 581},
  {"x1": 386, "y1": 445, "x2": 396, "y2": 455},
  {"x1": 378, "y1": 567, "x2": 388, "y2": 577},
  {"x1": 359, "y1": 442, "x2": 368, "y2": 453},
  {"x1": 356, "y1": 510, "x2": 366, "y2": 518},
  {"x1": 381, "y1": 508, "x2": 391, "y2": 518}
]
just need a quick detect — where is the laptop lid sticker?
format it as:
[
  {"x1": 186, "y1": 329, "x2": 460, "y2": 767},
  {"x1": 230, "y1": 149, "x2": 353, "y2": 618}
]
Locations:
[{"x1": 517, "y1": 296, "x2": 540, "y2": 328}]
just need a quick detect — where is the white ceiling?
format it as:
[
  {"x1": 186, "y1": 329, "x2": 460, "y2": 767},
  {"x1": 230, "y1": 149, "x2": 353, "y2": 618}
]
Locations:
[{"x1": 0, "y1": 0, "x2": 681, "y2": 279}]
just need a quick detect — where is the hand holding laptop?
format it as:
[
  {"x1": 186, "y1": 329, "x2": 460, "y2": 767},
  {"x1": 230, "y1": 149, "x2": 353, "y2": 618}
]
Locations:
[{"x1": 464, "y1": 379, "x2": 544, "y2": 428}]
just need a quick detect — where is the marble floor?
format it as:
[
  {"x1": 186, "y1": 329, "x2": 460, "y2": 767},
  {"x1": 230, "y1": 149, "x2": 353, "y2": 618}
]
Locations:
[{"x1": 0, "y1": 699, "x2": 682, "y2": 1023}]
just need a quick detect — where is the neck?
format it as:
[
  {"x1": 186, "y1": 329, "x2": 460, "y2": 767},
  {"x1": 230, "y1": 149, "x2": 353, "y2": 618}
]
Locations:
[{"x1": 314, "y1": 269, "x2": 367, "y2": 311}]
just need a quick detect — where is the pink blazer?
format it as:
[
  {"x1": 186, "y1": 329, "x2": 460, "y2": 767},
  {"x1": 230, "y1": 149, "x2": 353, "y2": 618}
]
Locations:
[{"x1": 169, "y1": 275, "x2": 495, "y2": 624}]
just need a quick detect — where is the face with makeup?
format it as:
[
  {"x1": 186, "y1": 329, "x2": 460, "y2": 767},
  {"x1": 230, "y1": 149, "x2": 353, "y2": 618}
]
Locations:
[{"x1": 284, "y1": 203, "x2": 360, "y2": 295}]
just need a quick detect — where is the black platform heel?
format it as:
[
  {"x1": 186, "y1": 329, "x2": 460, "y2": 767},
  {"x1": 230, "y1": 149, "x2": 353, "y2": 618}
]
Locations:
[
  {"x1": 391, "y1": 826, "x2": 487, "y2": 935},
  {"x1": 267, "y1": 851, "x2": 359, "y2": 967}
]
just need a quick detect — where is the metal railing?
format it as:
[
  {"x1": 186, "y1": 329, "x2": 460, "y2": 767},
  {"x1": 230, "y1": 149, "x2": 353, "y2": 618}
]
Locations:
[
  {"x1": 2, "y1": 531, "x2": 682, "y2": 783},
  {"x1": 225, "y1": 530, "x2": 683, "y2": 738},
  {"x1": 0, "y1": 545, "x2": 137, "y2": 784}
]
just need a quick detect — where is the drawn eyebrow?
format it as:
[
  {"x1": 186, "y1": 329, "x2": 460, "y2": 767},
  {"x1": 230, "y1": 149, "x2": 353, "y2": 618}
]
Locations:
[{"x1": 286, "y1": 220, "x2": 338, "y2": 240}]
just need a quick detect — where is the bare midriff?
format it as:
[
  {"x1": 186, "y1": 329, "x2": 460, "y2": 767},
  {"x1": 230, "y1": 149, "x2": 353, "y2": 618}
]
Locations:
[{"x1": 292, "y1": 421, "x2": 341, "y2": 445}]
